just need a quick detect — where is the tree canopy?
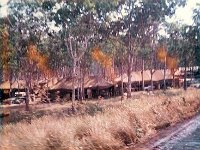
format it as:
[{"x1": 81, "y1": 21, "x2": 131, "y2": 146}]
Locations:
[{"x1": 0, "y1": 0, "x2": 199, "y2": 96}]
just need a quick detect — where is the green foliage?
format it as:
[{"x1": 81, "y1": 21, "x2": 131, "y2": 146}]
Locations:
[
  {"x1": 42, "y1": 1, "x2": 55, "y2": 11},
  {"x1": 193, "y1": 5, "x2": 200, "y2": 66},
  {"x1": 0, "y1": 0, "x2": 197, "y2": 84}
]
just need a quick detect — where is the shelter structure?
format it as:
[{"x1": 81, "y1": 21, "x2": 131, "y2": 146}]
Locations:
[
  {"x1": 114, "y1": 69, "x2": 180, "y2": 94},
  {"x1": 48, "y1": 69, "x2": 182, "y2": 101},
  {"x1": 0, "y1": 80, "x2": 26, "y2": 100},
  {"x1": 49, "y1": 76, "x2": 114, "y2": 101}
]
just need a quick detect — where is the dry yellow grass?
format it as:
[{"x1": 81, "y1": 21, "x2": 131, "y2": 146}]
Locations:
[{"x1": 0, "y1": 88, "x2": 200, "y2": 150}]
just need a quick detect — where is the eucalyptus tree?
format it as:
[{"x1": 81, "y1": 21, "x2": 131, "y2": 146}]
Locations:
[
  {"x1": 7, "y1": 0, "x2": 56, "y2": 110},
  {"x1": 167, "y1": 22, "x2": 198, "y2": 90},
  {"x1": 114, "y1": 37, "x2": 129, "y2": 98},
  {"x1": 180, "y1": 25, "x2": 197, "y2": 90},
  {"x1": 51, "y1": 1, "x2": 92, "y2": 106},
  {"x1": 120, "y1": 0, "x2": 186, "y2": 97},
  {"x1": 193, "y1": 5, "x2": 200, "y2": 67},
  {"x1": 50, "y1": 0, "x2": 123, "y2": 105},
  {"x1": 0, "y1": 19, "x2": 19, "y2": 98},
  {"x1": 4, "y1": 0, "x2": 188, "y2": 107},
  {"x1": 166, "y1": 22, "x2": 185, "y2": 88}
]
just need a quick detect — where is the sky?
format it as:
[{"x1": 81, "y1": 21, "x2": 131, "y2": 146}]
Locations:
[
  {"x1": 0, "y1": 0, "x2": 8, "y2": 17},
  {"x1": 167, "y1": 0, "x2": 199, "y2": 25},
  {"x1": 0, "y1": 0, "x2": 199, "y2": 25}
]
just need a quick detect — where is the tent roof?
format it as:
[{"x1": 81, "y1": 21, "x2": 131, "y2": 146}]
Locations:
[
  {"x1": 0, "y1": 80, "x2": 26, "y2": 89},
  {"x1": 114, "y1": 70, "x2": 150, "y2": 83},
  {"x1": 51, "y1": 76, "x2": 113, "y2": 90},
  {"x1": 165, "y1": 69, "x2": 173, "y2": 79},
  {"x1": 152, "y1": 70, "x2": 164, "y2": 81},
  {"x1": 142, "y1": 70, "x2": 151, "y2": 81},
  {"x1": 115, "y1": 69, "x2": 176, "y2": 83},
  {"x1": 35, "y1": 77, "x2": 60, "y2": 89},
  {"x1": 50, "y1": 77, "x2": 74, "y2": 90},
  {"x1": 84, "y1": 76, "x2": 113, "y2": 89}
]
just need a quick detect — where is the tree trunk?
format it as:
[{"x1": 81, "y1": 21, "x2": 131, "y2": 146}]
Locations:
[
  {"x1": 79, "y1": 66, "x2": 84, "y2": 102},
  {"x1": 72, "y1": 59, "x2": 76, "y2": 107},
  {"x1": 150, "y1": 70, "x2": 154, "y2": 91},
  {"x1": 9, "y1": 72, "x2": 13, "y2": 98},
  {"x1": 80, "y1": 77, "x2": 84, "y2": 102},
  {"x1": 120, "y1": 64, "x2": 124, "y2": 100},
  {"x1": 77, "y1": 87, "x2": 80, "y2": 101},
  {"x1": 142, "y1": 59, "x2": 144, "y2": 91},
  {"x1": 184, "y1": 58, "x2": 187, "y2": 91},
  {"x1": 25, "y1": 76, "x2": 30, "y2": 111},
  {"x1": 127, "y1": 52, "x2": 132, "y2": 98},
  {"x1": 127, "y1": 5, "x2": 132, "y2": 99},
  {"x1": 135, "y1": 56, "x2": 138, "y2": 71},
  {"x1": 127, "y1": 66, "x2": 132, "y2": 98},
  {"x1": 9, "y1": 81, "x2": 12, "y2": 98},
  {"x1": 25, "y1": 70, "x2": 31, "y2": 111},
  {"x1": 25, "y1": 87, "x2": 30, "y2": 111},
  {"x1": 172, "y1": 73, "x2": 175, "y2": 88},
  {"x1": 191, "y1": 66, "x2": 194, "y2": 82},
  {"x1": 17, "y1": 78, "x2": 20, "y2": 94},
  {"x1": 163, "y1": 57, "x2": 167, "y2": 91}
]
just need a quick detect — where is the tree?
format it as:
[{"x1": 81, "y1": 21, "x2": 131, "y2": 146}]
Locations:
[
  {"x1": 166, "y1": 22, "x2": 197, "y2": 90},
  {"x1": 0, "y1": 26, "x2": 10, "y2": 82},
  {"x1": 114, "y1": 38, "x2": 127, "y2": 99},
  {"x1": 166, "y1": 22, "x2": 184, "y2": 88},
  {"x1": 167, "y1": 56, "x2": 178, "y2": 87},
  {"x1": 7, "y1": 0, "x2": 55, "y2": 110},
  {"x1": 51, "y1": 0, "x2": 122, "y2": 106},
  {"x1": 193, "y1": 5, "x2": 200, "y2": 67},
  {"x1": 1, "y1": 0, "x2": 188, "y2": 107},
  {"x1": 120, "y1": 0, "x2": 186, "y2": 97},
  {"x1": 180, "y1": 25, "x2": 197, "y2": 90},
  {"x1": 156, "y1": 44, "x2": 167, "y2": 90}
]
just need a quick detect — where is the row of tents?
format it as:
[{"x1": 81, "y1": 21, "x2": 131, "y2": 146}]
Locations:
[
  {"x1": 0, "y1": 69, "x2": 182, "y2": 101},
  {"x1": 49, "y1": 69, "x2": 181, "y2": 100}
]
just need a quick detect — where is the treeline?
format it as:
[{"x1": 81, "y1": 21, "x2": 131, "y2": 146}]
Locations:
[{"x1": 0, "y1": 0, "x2": 199, "y2": 103}]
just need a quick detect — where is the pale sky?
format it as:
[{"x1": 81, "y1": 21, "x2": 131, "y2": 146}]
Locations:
[
  {"x1": 0, "y1": 0, "x2": 8, "y2": 17},
  {"x1": 167, "y1": 0, "x2": 200, "y2": 25},
  {"x1": 0, "y1": 0, "x2": 199, "y2": 25}
]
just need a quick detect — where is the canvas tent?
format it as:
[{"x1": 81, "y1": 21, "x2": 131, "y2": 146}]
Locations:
[
  {"x1": 0, "y1": 80, "x2": 26, "y2": 90},
  {"x1": 50, "y1": 76, "x2": 114, "y2": 100},
  {"x1": 0, "y1": 80, "x2": 26, "y2": 100}
]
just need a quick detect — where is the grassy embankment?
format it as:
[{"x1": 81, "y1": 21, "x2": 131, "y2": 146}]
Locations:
[{"x1": 0, "y1": 88, "x2": 200, "y2": 150}]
